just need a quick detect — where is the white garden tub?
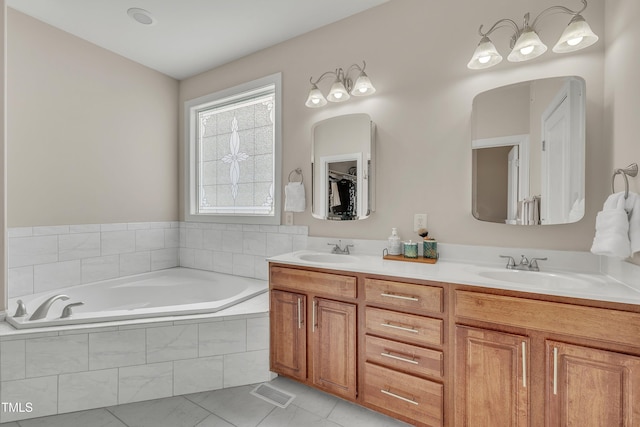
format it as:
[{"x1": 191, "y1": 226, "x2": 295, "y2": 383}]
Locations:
[{"x1": 6, "y1": 268, "x2": 268, "y2": 329}]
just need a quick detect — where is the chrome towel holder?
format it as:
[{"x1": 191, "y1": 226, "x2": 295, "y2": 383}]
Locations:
[
  {"x1": 612, "y1": 163, "x2": 638, "y2": 199},
  {"x1": 288, "y1": 168, "x2": 303, "y2": 184}
]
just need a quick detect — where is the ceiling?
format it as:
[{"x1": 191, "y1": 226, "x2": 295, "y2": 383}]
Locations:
[{"x1": 7, "y1": 0, "x2": 389, "y2": 80}]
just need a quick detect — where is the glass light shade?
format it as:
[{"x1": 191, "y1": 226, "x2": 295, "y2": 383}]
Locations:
[
  {"x1": 351, "y1": 71, "x2": 376, "y2": 96},
  {"x1": 507, "y1": 28, "x2": 547, "y2": 62},
  {"x1": 552, "y1": 15, "x2": 599, "y2": 53},
  {"x1": 467, "y1": 36, "x2": 503, "y2": 70},
  {"x1": 327, "y1": 79, "x2": 350, "y2": 102},
  {"x1": 305, "y1": 85, "x2": 327, "y2": 108}
]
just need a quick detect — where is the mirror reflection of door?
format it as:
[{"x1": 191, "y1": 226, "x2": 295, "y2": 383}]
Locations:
[
  {"x1": 471, "y1": 76, "x2": 585, "y2": 225},
  {"x1": 540, "y1": 78, "x2": 585, "y2": 224}
]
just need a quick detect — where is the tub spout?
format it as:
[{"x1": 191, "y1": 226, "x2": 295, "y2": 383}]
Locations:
[{"x1": 29, "y1": 295, "x2": 70, "y2": 321}]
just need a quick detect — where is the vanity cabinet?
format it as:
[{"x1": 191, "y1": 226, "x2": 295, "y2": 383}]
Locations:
[
  {"x1": 269, "y1": 266, "x2": 357, "y2": 400},
  {"x1": 454, "y1": 326, "x2": 529, "y2": 426},
  {"x1": 454, "y1": 290, "x2": 640, "y2": 427},
  {"x1": 546, "y1": 340, "x2": 640, "y2": 426},
  {"x1": 363, "y1": 278, "x2": 446, "y2": 427}
]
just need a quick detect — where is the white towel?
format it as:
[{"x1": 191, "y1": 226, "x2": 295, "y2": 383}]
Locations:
[
  {"x1": 284, "y1": 182, "x2": 305, "y2": 212},
  {"x1": 626, "y1": 192, "x2": 640, "y2": 254},
  {"x1": 591, "y1": 192, "x2": 633, "y2": 258}
]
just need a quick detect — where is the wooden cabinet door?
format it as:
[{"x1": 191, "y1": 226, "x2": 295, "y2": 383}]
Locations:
[
  {"x1": 312, "y1": 297, "x2": 357, "y2": 399},
  {"x1": 546, "y1": 341, "x2": 640, "y2": 426},
  {"x1": 455, "y1": 326, "x2": 530, "y2": 427},
  {"x1": 270, "y1": 290, "x2": 307, "y2": 380}
]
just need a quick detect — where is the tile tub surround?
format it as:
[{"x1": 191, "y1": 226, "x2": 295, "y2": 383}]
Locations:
[
  {"x1": 0, "y1": 293, "x2": 270, "y2": 423},
  {"x1": 7, "y1": 222, "x2": 308, "y2": 300},
  {"x1": 178, "y1": 223, "x2": 308, "y2": 281},
  {"x1": 8, "y1": 222, "x2": 181, "y2": 299}
]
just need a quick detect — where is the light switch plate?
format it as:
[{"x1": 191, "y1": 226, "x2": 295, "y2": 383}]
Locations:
[{"x1": 413, "y1": 213, "x2": 427, "y2": 232}]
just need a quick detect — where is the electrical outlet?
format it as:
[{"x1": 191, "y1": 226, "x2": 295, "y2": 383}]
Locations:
[
  {"x1": 413, "y1": 213, "x2": 427, "y2": 232},
  {"x1": 285, "y1": 212, "x2": 294, "y2": 226}
]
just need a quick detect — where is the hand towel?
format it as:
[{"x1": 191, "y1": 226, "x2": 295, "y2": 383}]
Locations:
[
  {"x1": 626, "y1": 192, "x2": 640, "y2": 254},
  {"x1": 591, "y1": 192, "x2": 631, "y2": 258},
  {"x1": 284, "y1": 182, "x2": 305, "y2": 212}
]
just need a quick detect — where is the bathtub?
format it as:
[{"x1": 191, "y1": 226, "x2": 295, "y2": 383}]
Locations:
[{"x1": 6, "y1": 268, "x2": 268, "y2": 329}]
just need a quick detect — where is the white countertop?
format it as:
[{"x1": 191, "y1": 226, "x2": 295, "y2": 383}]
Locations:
[{"x1": 268, "y1": 250, "x2": 640, "y2": 306}]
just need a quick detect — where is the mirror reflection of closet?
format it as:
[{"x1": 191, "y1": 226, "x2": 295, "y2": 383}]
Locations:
[{"x1": 311, "y1": 114, "x2": 375, "y2": 220}]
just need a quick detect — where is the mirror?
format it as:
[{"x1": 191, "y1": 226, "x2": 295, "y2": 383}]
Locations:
[
  {"x1": 472, "y1": 76, "x2": 585, "y2": 225},
  {"x1": 311, "y1": 114, "x2": 375, "y2": 220}
]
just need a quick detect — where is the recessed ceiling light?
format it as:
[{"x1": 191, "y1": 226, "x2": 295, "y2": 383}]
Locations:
[{"x1": 127, "y1": 8, "x2": 156, "y2": 26}]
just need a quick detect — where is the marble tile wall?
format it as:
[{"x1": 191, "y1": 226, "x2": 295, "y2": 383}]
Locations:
[
  {"x1": 0, "y1": 312, "x2": 270, "y2": 423},
  {"x1": 7, "y1": 222, "x2": 181, "y2": 299},
  {"x1": 179, "y1": 223, "x2": 308, "y2": 280},
  {"x1": 7, "y1": 221, "x2": 308, "y2": 300}
]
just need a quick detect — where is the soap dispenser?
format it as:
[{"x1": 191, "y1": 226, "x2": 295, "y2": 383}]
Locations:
[{"x1": 388, "y1": 228, "x2": 402, "y2": 255}]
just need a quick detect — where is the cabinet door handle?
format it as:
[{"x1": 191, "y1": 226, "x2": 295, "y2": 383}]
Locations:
[
  {"x1": 380, "y1": 292, "x2": 419, "y2": 302},
  {"x1": 312, "y1": 299, "x2": 317, "y2": 332},
  {"x1": 553, "y1": 346, "x2": 558, "y2": 395},
  {"x1": 522, "y1": 341, "x2": 527, "y2": 388},
  {"x1": 297, "y1": 297, "x2": 302, "y2": 329},
  {"x1": 381, "y1": 322, "x2": 419, "y2": 334},
  {"x1": 381, "y1": 351, "x2": 419, "y2": 365},
  {"x1": 380, "y1": 389, "x2": 419, "y2": 406}
]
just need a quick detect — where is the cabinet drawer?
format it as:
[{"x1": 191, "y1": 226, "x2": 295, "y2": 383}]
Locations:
[
  {"x1": 364, "y1": 278, "x2": 443, "y2": 313},
  {"x1": 366, "y1": 307, "x2": 442, "y2": 347},
  {"x1": 364, "y1": 362, "x2": 443, "y2": 427},
  {"x1": 455, "y1": 290, "x2": 640, "y2": 347},
  {"x1": 366, "y1": 335, "x2": 443, "y2": 379},
  {"x1": 270, "y1": 266, "x2": 356, "y2": 299}
]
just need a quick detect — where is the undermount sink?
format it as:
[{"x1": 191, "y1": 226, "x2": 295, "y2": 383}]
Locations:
[
  {"x1": 477, "y1": 269, "x2": 604, "y2": 290},
  {"x1": 296, "y1": 253, "x2": 359, "y2": 264}
]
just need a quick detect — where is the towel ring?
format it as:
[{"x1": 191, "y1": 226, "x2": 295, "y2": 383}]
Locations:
[
  {"x1": 611, "y1": 163, "x2": 638, "y2": 199},
  {"x1": 288, "y1": 168, "x2": 303, "y2": 184}
]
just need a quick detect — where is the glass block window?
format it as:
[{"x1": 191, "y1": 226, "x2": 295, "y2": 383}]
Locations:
[{"x1": 185, "y1": 73, "x2": 281, "y2": 224}]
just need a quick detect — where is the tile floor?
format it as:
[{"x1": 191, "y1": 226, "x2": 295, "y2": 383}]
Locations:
[{"x1": 0, "y1": 376, "x2": 412, "y2": 427}]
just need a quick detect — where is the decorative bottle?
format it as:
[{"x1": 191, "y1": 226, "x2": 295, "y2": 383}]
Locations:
[{"x1": 388, "y1": 228, "x2": 402, "y2": 255}]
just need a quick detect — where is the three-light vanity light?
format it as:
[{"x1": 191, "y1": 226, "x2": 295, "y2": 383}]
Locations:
[
  {"x1": 305, "y1": 61, "x2": 376, "y2": 108},
  {"x1": 467, "y1": 0, "x2": 599, "y2": 70}
]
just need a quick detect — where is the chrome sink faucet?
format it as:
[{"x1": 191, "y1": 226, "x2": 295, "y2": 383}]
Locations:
[
  {"x1": 328, "y1": 240, "x2": 354, "y2": 255},
  {"x1": 29, "y1": 294, "x2": 70, "y2": 321},
  {"x1": 500, "y1": 255, "x2": 547, "y2": 272}
]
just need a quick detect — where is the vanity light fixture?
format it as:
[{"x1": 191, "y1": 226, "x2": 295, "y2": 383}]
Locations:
[
  {"x1": 305, "y1": 61, "x2": 376, "y2": 108},
  {"x1": 467, "y1": 0, "x2": 598, "y2": 70}
]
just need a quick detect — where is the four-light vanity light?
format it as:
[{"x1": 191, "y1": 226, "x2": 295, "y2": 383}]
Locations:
[
  {"x1": 305, "y1": 61, "x2": 376, "y2": 108},
  {"x1": 467, "y1": 0, "x2": 599, "y2": 70}
]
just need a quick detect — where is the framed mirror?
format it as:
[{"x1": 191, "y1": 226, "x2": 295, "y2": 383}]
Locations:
[
  {"x1": 311, "y1": 114, "x2": 375, "y2": 220},
  {"x1": 472, "y1": 76, "x2": 585, "y2": 225}
]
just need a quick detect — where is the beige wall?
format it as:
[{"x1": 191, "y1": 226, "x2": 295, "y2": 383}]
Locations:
[
  {"x1": 605, "y1": 0, "x2": 640, "y2": 264},
  {"x1": 7, "y1": 9, "x2": 179, "y2": 227},
  {"x1": 1, "y1": 1, "x2": 6, "y2": 310},
  {"x1": 180, "y1": 0, "x2": 606, "y2": 251}
]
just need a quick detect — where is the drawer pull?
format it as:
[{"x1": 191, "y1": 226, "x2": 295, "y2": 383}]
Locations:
[
  {"x1": 380, "y1": 292, "x2": 419, "y2": 302},
  {"x1": 381, "y1": 322, "x2": 419, "y2": 334},
  {"x1": 381, "y1": 351, "x2": 419, "y2": 365},
  {"x1": 380, "y1": 389, "x2": 419, "y2": 406}
]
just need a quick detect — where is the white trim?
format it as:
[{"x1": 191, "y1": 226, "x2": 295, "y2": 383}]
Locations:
[
  {"x1": 183, "y1": 73, "x2": 282, "y2": 225},
  {"x1": 472, "y1": 133, "x2": 530, "y2": 202}
]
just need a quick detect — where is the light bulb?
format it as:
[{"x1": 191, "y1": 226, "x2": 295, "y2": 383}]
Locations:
[
  {"x1": 311, "y1": 98, "x2": 320, "y2": 105},
  {"x1": 478, "y1": 55, "x2": 491, "y2": 64},
  {"x1": 520, "y1": 45, "x2": 535, "y2": 56},
  {"x1": 358, "y1": 86, "x2": 368, "y2": 93},
  {"x1": 567, "y1": 36, "x2": 583, "y2": 46}
]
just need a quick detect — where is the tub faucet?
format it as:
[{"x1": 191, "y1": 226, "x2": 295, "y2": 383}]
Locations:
[
  {"x1": 29, "y1": 294, "x2": 70, "y2": 321},
  {"x1": 60, "y1": 302, "x2": 84, "y2": 319},
  {"x1": 14, "y1": 300, "x2": 28, "y2": 318}
]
